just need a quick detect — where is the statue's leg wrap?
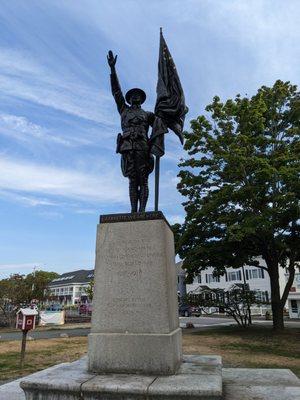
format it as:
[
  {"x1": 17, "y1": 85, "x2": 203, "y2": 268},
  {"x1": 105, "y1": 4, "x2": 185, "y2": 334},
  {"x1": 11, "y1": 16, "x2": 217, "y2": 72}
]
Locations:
[
  {"x1": 139, "y1": 174, "x2": 149, "y2": 212},
  {"x1": 129, "y1": 177, "x2": 138, "y2": 213}
]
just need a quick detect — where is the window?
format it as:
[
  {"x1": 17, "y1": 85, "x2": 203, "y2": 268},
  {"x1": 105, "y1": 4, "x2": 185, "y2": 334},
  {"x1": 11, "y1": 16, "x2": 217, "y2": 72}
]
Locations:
[
  {"x1": 248, "y1": 269, "x2": 264, "y2": 279},
  {"x1": 52, "y1": 275, "x2": 75, "y2": 283},
  {"x1": 291, "y1": 300, "x2": 298, "y2": 313},
  {"x1": 255, "y1": 291, "x2": 268, "y2": 302},
  {"x1": 206, "y1": 274, "x2": 220, "y2": 283},
  {"x1": 197, "y1": 275, "x2": 201, "y2": 284},
  {"x1": 252, "y1": 270, "x2": 258, "y2": 279},
  {"x1": 227, "y1": 271, "x2": 242, "y2": 281}
]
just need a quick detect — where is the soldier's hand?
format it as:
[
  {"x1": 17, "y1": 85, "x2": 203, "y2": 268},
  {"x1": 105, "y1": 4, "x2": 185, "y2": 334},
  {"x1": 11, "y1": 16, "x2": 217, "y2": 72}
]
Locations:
[{"x1": 107, "y1": 50, "x2": 117, "y2": 68}]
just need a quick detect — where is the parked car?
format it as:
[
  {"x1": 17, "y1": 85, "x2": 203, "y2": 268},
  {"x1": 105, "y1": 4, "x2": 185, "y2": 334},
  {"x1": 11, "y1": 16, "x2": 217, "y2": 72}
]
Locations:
[
  {"x1": 46, "y1": 304, "x2": 63, "y2": 311},
  {"x1": 190, "y1": 306, "x2": 201, "y2": 317},
  {"x1": 79, "y1": 303, "x2": 92, "y2": 315},
  {"x1": 179, "y1": 304, "x2": 192, "y2": 317}
]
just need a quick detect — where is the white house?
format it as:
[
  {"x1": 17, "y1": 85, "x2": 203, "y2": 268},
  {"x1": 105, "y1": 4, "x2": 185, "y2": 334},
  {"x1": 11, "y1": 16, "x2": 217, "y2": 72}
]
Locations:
[
  {"x1": 179, "y1": 259, "x2": 287, "y2": 313},
  {"x1": 48, "y1": 269, "x2": 94, "y2": 306},
  {"x1": 49, "y1": 266, "x2": 187, "y2": 307},
  {"x1": 287, "y1": 269, "x2": 300, "y2": 319}
]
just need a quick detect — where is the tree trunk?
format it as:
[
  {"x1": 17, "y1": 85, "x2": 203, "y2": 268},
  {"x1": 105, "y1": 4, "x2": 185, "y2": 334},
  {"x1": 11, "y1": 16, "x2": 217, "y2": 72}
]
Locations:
[{"x1": 268, "y1": 262, "x2": 284, "y2": 331}]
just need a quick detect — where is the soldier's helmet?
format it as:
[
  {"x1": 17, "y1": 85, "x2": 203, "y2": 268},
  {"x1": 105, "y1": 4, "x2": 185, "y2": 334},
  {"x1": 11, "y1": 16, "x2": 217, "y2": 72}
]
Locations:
[{"x1": 125, "y1": 88, "x2": 146, "y2": 105}]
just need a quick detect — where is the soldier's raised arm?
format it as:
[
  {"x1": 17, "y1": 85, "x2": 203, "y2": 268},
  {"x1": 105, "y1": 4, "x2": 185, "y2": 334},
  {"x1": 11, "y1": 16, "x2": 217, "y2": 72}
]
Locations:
[{"x1": 107, "y1": 50, "x2": 126, "y2": 114}]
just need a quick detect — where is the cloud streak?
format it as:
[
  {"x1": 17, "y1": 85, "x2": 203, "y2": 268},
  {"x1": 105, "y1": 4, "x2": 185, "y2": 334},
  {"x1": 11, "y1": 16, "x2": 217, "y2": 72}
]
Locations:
[
  {"x1": 0, "y1": 155, "x2": 127, "y2": 204},
  {"x1": 0, "y1": 113, "x2": 73, "y2": 146},
  {"x1": 0, "y1": 263, "x2": 43, "y2": 278},
  {"x1": 0, "y1": 48, "x2": 114, "y2": 125}
]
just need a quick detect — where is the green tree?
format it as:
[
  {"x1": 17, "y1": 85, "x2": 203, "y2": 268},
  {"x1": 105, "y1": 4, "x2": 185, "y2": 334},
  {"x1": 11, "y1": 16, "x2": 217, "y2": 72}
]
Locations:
[
  {"x1": 84, "y1": 280, "x2": 94, "y2": 302},
  {"x1": 0, "y1": 271, "x2": 59, "y2": 326},
  {"x1": 0, "y1": 274, "x2": 31, "y2": 326},
  {"x1": 176, "y1": 80, "x2": 300, "y2": 331},
  {"x1": 186, "y1": 286, "x2": 261, "y2": 328},
  {"x1": 26, "y1": 270, "x2": 59, "y2": 302}
]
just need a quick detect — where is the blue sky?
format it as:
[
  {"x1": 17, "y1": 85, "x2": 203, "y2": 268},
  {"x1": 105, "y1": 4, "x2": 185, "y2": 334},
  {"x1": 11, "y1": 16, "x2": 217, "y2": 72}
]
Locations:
[{"x1": 0, "y1": 0, "x2": 299, "y2": 278}]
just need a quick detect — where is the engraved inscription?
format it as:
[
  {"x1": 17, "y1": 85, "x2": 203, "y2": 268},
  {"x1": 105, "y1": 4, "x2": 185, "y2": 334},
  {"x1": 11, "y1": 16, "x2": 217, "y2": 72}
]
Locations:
[{"x1": 96, "y1": 238, "x2": 168, "y2": 323}]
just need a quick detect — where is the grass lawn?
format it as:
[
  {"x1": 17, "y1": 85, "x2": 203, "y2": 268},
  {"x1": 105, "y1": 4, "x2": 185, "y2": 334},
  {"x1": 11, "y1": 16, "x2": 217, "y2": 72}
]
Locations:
[
  {"x1": 183, "y1": 325, "x2": 300, "y2": 377},
  {"x1": 0, "y1": 337, "x2": 87, "y2": 382},
  {"x1": 0, "y1": 325, "x2": 299, "y2": 382}
]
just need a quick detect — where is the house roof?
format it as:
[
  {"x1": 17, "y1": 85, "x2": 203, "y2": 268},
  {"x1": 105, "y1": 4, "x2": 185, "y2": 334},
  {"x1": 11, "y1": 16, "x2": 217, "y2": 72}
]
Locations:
[
  {"x1": 17, "y1": 308, "x2": 38, "y2": 316},
  {"x1": 48, "y1": 269, "x2": 94, "y2": 287}
]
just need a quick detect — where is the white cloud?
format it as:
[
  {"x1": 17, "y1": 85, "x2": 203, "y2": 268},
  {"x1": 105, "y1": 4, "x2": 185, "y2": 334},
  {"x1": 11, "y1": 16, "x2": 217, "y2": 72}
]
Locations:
[
  {"x1": 75, "y1": 209, "x2": 98, "y2": 215},
  {"x1": 0, "y1": 113, "x2": 72, "y2": 146},
  {"x1": 37, "y1": 211, "x2": 64, "y2": 219},
  {"x1": 0, "y1": 263, "x2": 43, "y2": 278},
  {"x1": 0, "y1": 190, "x2": 61, "y2": 207},
  {"x1": 167, "y1": 214, "x2": 185, "y2": 225},
  {"x1": 0, "y1": 155, "x2": 127, "y2": 204},
  {"x1": 0, "y1": 48, "x2": 114, "y2": 125}
]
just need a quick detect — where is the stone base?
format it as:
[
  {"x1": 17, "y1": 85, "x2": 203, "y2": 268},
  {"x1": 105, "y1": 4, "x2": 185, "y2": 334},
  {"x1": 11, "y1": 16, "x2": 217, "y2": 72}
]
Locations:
[
  {"x1": 19, "y1": 355, "x2": 223, "y2": 400},
  {"x1": 2, "y1": 355, "x2": 300, "y2": 400},
  {"x1": 89, "y1": 213, "x2": 182, "y2": 375},
  {"x1": 88, "y1": 328, "x2": 182, "y2": 375}
]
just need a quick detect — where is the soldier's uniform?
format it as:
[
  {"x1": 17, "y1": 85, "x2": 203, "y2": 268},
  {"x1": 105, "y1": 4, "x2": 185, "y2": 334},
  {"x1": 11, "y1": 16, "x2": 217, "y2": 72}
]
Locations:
[{"x1": 111, "y1": 71, "x2": 154, "y2": 212}]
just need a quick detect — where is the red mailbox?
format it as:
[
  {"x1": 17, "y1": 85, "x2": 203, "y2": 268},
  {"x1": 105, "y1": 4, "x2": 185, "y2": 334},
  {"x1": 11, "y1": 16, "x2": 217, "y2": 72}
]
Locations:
[{"x1": 16, "y1": 308, "x2": 38, "y2": 331}]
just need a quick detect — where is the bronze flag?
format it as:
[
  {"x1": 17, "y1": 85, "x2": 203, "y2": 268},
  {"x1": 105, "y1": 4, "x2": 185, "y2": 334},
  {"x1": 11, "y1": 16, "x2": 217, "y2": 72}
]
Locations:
[{"x1": 150, "y1": 28, "x2": 188, "y2": 157}]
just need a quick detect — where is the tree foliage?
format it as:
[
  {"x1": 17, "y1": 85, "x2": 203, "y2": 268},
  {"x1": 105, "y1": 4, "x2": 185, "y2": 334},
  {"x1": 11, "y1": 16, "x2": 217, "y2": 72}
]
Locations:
[
  {"x1": 186, "y1": 286, "x2": 262, "y2": 327},
  {"x1": 0, "y1": 270, "x2": 59, "y2": 326},
  {"x1": 176, "y1": 80, "x2": 300, "y2": 330},
  {"x1": 84, "y1": 280, "x2": 94, "y2": 301}
]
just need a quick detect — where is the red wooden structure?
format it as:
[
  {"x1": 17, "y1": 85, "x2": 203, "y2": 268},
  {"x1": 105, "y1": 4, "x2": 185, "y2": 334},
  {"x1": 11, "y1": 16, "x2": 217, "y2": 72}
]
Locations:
[{"x1": 16, "y1": 308, "x2": 38, "y2": 330}]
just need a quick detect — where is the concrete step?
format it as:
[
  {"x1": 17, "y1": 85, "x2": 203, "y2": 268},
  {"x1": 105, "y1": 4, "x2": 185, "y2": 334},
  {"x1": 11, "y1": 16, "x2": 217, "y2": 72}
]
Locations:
[{"x1": 1, "y1": 356, "x2": 300, "y2": 400}]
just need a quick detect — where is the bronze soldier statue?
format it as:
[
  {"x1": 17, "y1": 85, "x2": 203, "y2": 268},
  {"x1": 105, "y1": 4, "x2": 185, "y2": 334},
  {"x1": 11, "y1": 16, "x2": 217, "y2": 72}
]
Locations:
[
  {"x1": 107, "y1": 50, "x2": 154, "y2": 213},
  {"x1": 107, "y1": 31, "x2": 187, "y2": 213}
]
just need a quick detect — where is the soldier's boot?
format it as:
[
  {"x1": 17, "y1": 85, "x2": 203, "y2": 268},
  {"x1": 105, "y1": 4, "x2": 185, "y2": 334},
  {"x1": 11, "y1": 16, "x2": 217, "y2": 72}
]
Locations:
[
  {"x1": 139, "y1": 176, "x2": 149, "y2": 212},
  {"x1": 129, "y1": 178, "x2": 138, "y2": 213}
]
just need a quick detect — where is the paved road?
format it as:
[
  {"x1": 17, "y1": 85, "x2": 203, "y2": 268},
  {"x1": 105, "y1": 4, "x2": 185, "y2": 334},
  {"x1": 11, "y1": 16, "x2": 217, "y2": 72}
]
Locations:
[
  {"x1": 0, "y1": 327, "x2": 89, "y2": 341},
  {"x1": 1, "y1": 317, "x2": 299, "y2": 341},
  {"x1": 179, "y1": 316, "x2": 235, "y2": 328},
  {"x1": 0, "y1": 317, "x2": 233, "y2": 341}
]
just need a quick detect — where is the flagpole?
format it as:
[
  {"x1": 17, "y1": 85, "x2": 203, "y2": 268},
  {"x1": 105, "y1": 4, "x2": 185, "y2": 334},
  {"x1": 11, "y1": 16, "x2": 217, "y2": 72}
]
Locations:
[
  {"x1": 154, "y1": 28, "x2": 163, "y2": 212},
  {"x1": 154, "y1": 156, "x2": 160, "y2": 211}
]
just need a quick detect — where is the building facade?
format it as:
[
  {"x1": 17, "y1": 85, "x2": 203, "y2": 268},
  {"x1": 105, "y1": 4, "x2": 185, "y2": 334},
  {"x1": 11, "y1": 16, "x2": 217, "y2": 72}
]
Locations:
[
  {"x1": 176, "y1": 261, "x2": 187, "y2": 299},
  {"x1": 49, "y1": 266, "x2": 185, "y2": 307},
  {"x1": 48, "y1": 269, "x2": 94, "y2": 306},
  {"x1": 177, "y1": 259, "x2": 288, "y2": 313},
  {"x1": 287, "y1": 269, "x2": 300, "y2": 319}
]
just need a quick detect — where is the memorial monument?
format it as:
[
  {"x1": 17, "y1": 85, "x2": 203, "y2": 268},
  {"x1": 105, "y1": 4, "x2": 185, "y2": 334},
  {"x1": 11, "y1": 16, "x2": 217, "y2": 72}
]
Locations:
[
  {"x1": 18, "y1": 30, "x2": 215, "y2": 400},
  {"x1": 4, "y1": 28, "x2": 296, "y2": 400},
  {"x1": 88, "y1": 29, "x2": 187, "y2": 375}
]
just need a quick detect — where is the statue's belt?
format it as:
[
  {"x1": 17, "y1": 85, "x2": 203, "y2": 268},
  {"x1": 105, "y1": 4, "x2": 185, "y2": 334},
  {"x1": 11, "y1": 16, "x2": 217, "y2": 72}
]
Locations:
[{"x1": 122, "y1": 128, "x2": 147, "y2": 138}]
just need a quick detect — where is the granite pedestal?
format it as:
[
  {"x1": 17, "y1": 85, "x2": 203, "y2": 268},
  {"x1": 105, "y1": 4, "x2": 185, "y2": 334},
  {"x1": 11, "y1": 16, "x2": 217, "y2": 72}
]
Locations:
[{"x1": 88, "y1": 212, "x2": 182, "y2": 375}]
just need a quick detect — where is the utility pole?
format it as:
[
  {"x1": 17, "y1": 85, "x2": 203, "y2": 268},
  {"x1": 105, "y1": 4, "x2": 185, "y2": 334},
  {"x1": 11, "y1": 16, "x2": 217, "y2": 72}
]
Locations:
[{"x1": 20, "y1": 330, "x2": 28, "y2": 368}]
